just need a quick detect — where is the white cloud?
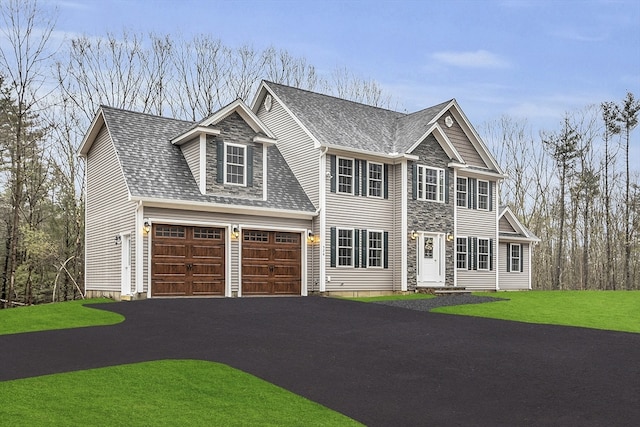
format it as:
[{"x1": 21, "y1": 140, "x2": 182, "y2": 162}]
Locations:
[{"x1": 431, "y1": 50, "x2": 511, "y2": 69}]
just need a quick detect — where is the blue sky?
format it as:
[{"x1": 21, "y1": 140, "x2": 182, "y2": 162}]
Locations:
[{"x1": 52, "y1": 0, "x2": 639, "y2": 150}]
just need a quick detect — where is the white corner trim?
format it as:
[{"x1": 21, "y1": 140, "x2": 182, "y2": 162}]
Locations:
[
  {"x1": 263, "y1": 144, "x2": 268, "y2": 201},
  {"x1": 135, "y1": 203, "x2": 144, "y2": 293},
  {"x1": 401, "y1": 160, "x2": 408, "y2": 291},
  {"x1": 199, "y1": 134, "x2": 207, "y2": 194},
  {"x1": 319, "y1": 147, "x2": 327, "y2": 292}
]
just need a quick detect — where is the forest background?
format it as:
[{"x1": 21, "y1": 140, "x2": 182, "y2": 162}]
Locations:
[{"x1": 0, "y1": 0, "x2": 638, "y2": 307}]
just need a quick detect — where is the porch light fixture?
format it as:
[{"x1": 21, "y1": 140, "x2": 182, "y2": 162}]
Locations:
[
  {"x1": 232, "y1": 224, "x2": 240, "y2": 239},
  {"x1": 410, "y1": 230, "x2": 418, "y2": 240},
  {"x1": 446, "y1": 232, "x2": 454, "y2": 242},
  {"x1": 143, "y1": 219, "x2": 151, "y2": 234},
  {"x1": 307, "y1": 230, "x2": 316, "y2": 243}
]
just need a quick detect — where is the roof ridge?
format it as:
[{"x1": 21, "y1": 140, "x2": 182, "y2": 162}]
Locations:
[
  {"x1": 100, "y1": 105, "x2": 195, "y2": 125},
  {"x1": 264, "y1": 80, "x2": 406, "y2": 115}
]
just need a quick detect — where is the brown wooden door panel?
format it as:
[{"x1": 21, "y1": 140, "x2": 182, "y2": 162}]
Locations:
[
  {"x1": 241, "y1": 230, "x2": 302, "y2": 295},
  {"x1": 151, "y1": 225, "x2": 225, "y2": 297}
]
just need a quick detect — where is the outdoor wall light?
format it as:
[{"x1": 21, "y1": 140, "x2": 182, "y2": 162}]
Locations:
[
  {"x1": 232, "y1": 224, "x2": 240, "y2": 239},
  {"x1": 307, "y1": 230, "x2": 316, "y2": 243},
  {"x1": 143, "y1": 219, "x2": 151, "y2": 234},
  {"x1": 446, "y1": 232, "x2": 454, "y2": 242},
  {"x1": 410, "y1": 230, "x2": 418, "y2": 240}
]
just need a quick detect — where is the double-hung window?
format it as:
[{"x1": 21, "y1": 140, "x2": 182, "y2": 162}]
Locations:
[
  {"x1": 478, "y1": 238, "x2": 490, "y2": 270},
  {"x1": 337, "y1": 157, "x2": 354, "y2": 194},
  {"x1": 225, "y1": 143, "x2": 246, "y2": 186},
  {"x1": 417, "y1": 165, "x2": 445, "y2": 202},
  {"x1": 456, "y1": 237, "x2": 467, "y2": 269},
  {"x1": 477, "y1": 180, "x2": 489, "y2": 210},
  {"x1": 510, "y1": 243, "x2": 521, "y2": 272},
  {"x1": 456, "y1": 177, "x2": 467, "y2": 207},
  {"x1": 368, "y1": 162, "x2": 383, "y2": 198},
  {"x1": 337, "y1": 228, "x2": 354, "y2": 267},
  {"x1": 367, "y1": 230, "x2": 383, "y2": 267}
]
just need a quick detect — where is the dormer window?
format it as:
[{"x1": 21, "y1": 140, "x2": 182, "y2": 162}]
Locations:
[{"x1": 225, "y1": 142, "x2": 246, "y2": 186}]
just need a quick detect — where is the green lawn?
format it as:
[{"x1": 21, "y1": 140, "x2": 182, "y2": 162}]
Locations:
[
  {"x1": 432, "y1": 291, "x2": 640, "y2": 333},
  {"x1": 0, "y1": 298, "x2": 124, "y2": 335},
  {"x1": 0, "y1": 360, "x2": 361, "y2": 426}
]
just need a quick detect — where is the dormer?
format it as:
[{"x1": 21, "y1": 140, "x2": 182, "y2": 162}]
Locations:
[{"x1": 171, "y1": 99, "x2": 277, "y2": 200}]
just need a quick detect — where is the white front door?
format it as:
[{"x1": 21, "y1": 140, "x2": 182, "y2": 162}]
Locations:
[
  {"x1": 121, "y1": 233, "x2": 131, "y2": 296},
  {"x1": 417, "y1": 233, "x2": 444, "y2": 284}
]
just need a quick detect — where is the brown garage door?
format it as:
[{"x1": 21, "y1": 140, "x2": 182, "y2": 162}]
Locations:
[
  {"x1": 242, "y1": 230, "x2": 301, "y2": 296},
  {"x1": 152, "y1": 225, "x2": 225, "y2": 297}
]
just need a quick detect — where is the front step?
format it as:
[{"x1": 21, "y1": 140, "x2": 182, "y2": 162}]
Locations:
[{"x1": 433, "y1": 287, "x2": 472, "y2": 296}]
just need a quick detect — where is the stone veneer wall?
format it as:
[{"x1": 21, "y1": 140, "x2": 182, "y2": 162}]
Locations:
[
  {"x1": 206, "y1": 112, "x2": 263, "y2": 198},
  {"x1": 407, "y1": 134, "x2": 454, "y2": 289}
]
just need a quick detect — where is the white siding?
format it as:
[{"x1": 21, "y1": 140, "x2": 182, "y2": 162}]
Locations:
[
  {"x1": 85, "y1": 125, "x2": 137, "y2": 293},
  {"x1": 180, "y1": 137, "x2": 200, "y2": 186},
  {"x1": 143, "y1": 207, "x2": 312, "y2": 295},
  {"x1": 498, "y1": 242, "x2": 531, "y2": 290},
  {"x1": 325, "y1": 156, "x2": 397, "y2": 292},
  {"x1": 256, "y1": 97, "x2": 320, "y2": 207},
  {"x1": 456, "y1": 175, "x2": 497, "y2": 290}
]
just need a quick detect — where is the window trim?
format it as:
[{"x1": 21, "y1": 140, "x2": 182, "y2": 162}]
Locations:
[
  {"x1": 367, "y1": 161, "x2": 384, "y2": 198},
  {"x1": 417, "y1": 165, "x2": 445, "y2": 203},
  {"x1": 456, "y1": 177, "x2": 467, "y2": 208},
  {"x1": 224, "y1": 142, "x2": 247, "y2": 186},
  {"x1": 510, "y1": 243, "x2": 522, "y2": 273},
  {"x1": 336, "y1": 227, "x2": 354, "y2": 267},
  {"x1": 367, "y1": 229, "x2": 384, "y2": 268},
  {"x1": 477, "y1": 238, "x2": 490, "y2": 271},
  {"x1": 336, "y1": 156, "x2": 355, "y2": 195},
  {"x1": 456, "y1": 236, "x2": 468, "y2": 270},
  {"x1": 477, "y1": 179, "x2": 489, "y2": 211}
]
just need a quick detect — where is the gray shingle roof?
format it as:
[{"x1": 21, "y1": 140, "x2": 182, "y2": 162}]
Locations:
[
  {"x1": 265, "y1": 81, "x2": 452, "y2": 154},
  {"x1": 101, "y1": 106, "x2": 316, "y2": 213}
]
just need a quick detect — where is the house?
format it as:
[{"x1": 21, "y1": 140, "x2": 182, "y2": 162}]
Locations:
[{"x1": 79, "y1": 81, "x2": 538, "y2": 299}]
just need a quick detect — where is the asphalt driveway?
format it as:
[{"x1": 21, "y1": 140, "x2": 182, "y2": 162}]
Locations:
[{"x1": 1, "y1": 297, "x2": 639, "y2": 426}]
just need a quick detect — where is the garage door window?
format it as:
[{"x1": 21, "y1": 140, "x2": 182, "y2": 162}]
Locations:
[
  {"x1": 244, "y1": 231, "x2": 269, "y2": 242},
  {"x1": 155, "y1": 226, "x2": 185, "y2": 238},
  {"x1": 194, "y1": 228, "x2": 221, "y2": 239},
  {"x1": 275, "y1": 232, "x2": 299, "y2": 244}
]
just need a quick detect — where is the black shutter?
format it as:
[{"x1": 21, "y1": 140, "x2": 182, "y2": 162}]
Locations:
[
  {"x1": 361, "y1": 229, "x2": 367, "y2": 268},
  {"x1": 472, "y1": 237, "x2": 478, "y2": 270},
  {"x1": 489, "y1": 238, "x2": 494, "y2": 271},
  {"x1": 520, "y1": 244, "x2": 524, "y2": 273},
  {"x1": 469, "y1": 178, "x2": 477, "y2": 209},
  {"x1": 412, "y1": 163, "x2": 417, "y2": 200},
  {"x1": 330, "y1": 227, "x2": 336, "y2": 267},
  {"x1": 354, "y1": 160, "x2": 360, "y2": 196},
  {"x1": 383, "y1": 164, "x2": 389, "y2": 199},
  {"x1": 330, "y1": 155, "x2": 336, "y2": 193},
  {"x1": 216, "y1": 140, "x2": 224, "y2": 183},
  {"x1": 383, "y1": 231, "x2": 389, "y2": 269},
  {"x1": 489, "y1": 181, "x2": 494, "y2": 211},
  {"x1": 246, "y1": 145, "x2": 253, "y2": 187},
  {"x1": 444, "y1": 169, "x2": 450, "y2": 203},
  {"x1": 354, "y1": 229, "x2": 360, "y2": 268},
  {"x1": 506, "y1": 243, "x2": 511, "y2": 272},
  {"x1": 361, "y1": 160, "x2": 367, "y2": 196},
  {"x1": 468, "y1": 237, "x2": 473, "y2": 270}
]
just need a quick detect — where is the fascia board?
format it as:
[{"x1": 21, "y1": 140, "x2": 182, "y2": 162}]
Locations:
[
  {"x1": 406, "y1": 123, "x2": 464, "y2": 163},
  {"x1": 499, "y1": 207, "x2": 539, "y2": 240},
  {"x1": 200, "y1": 99, "x2": 277, "y2": 139},
  {"x1": 447, "y1": 101, "x2": 505, "y2": 175},
  {"x1": 319, "y1": 143, "x2": 418, "y2": 163},
  {"x1": 78, "y1": 108, "x2": 105, "y2": 157},
  {"x1": 171, "y1": 126, "x2": 221, "y2": 145},
  {"x1": 131, "y1": 196, "x2": 317, "y2": 220}
]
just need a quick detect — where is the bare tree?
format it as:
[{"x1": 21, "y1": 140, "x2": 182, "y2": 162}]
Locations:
[
  {"x1": 601, "y1": 101, "x2": 621, "y2": 289},
  {"x1": 615, "y1": 93, "x2": 640, "y2": 289},
  {"x1": 0, "y1": 0, "x2": 56, "y2": 308}
]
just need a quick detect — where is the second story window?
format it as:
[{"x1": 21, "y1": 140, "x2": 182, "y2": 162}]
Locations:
[
  {"x1": 417, "y1": 165, "x2": 444, "y2": 202},
  {"x1": 456, "y1": 177, "x2": 467, "y2": 207},
  {"x1": 337, "y1": 157, "x2": 354, "y2": 194},
  {"x1": 225, "y1": 143, "x2": 246, "y2": 186},
  {"x1": 477, "y1": 180, "x2": 489, "y2": 210},
  {"x1": 368, "y1": 162, "x2": 383, "y2": 198}
]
